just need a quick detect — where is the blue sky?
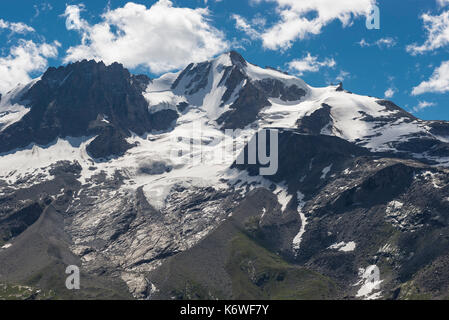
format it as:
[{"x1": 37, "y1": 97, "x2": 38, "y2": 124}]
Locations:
[{"x1": 1, "y1": 0, "x2": 449, "y2": 120}]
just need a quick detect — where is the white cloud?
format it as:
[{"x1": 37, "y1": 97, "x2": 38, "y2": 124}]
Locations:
[
  {"x1": 375, "y1": 37, "x2": 397, "y2": 48},
  {"x1": 412, "y1": 60, "x2": 449, "y2": 95},
  {"x1": 251, "y1": 16, "x2": 267, "y2": 28},
  {"x1": 248, "y1": 0, "x2": 375, "y2": 50},
  {"x1": 64, "y1": 4, "x2": 89, "y2": 31},
  {"x1": 0, "y1": 19, "x2": 35, "y2": 34},
  {"x1": 288, "y1": 53, "x2": 336, "y2": 76},
  {"x1": 412, "y1": 101, "x2": 436, "y2": 112},
  {"x1": 384, "y1": 88, "x2": 395, "y2": 98},
  {"x1": 336, "y1": 70, "x2": 350, "y2": 82},
  {"x1": 358, "y1": 38, "x2": 369, "y2": 47},
  {"x1": 63, "y1": 1, "x2": 229, "y2": 74},
  {"x1": 33, "y1": 3, "x2": 53, "y2": 19},
  {"x1": 407, "y1": 11, "x2": 449, "y2": 55},
  {"x1": 437, "y1": 0, "x2": 449, "y2": 7},
  {"x1": 358, "y1": 37, "x2": 396, "y2": 48},
  {"x1": 0, "y1": 40, "x2": 60, "y2": 94},
  {"x1": 232, "y1": 14, "x2": 268, "y2": 42},
  {"x1": 232, "y1": 14, "x2": 260, "y2": 40}
]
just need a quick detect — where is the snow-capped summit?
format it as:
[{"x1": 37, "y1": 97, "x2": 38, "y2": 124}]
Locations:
[
  {"x1": 146, "y1": 51, "x2": 309, "y2": 129},
  {"x1": 143, "y1": 51, "x2": 449, "y2": 163}
]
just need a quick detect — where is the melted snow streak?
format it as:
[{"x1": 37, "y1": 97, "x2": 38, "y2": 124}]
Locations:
[{"x1": 292, "y1": 192, "x2": 307, "y2": 253}]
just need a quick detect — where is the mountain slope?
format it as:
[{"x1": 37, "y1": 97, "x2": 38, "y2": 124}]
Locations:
[{"x1": 1, "y1": 51, "x2": 449, "y2": 300}]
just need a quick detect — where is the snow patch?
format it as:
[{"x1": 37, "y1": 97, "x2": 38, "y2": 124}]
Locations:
[
  {"x1": 144, "y1": 89, "x2": 185, "y2": 114},
  {"x1": 260, "y1": 207, "x2": 267, "y2": 219},
  {"x1": 421, "y1": 171, "x2": 444, "y2": 189},
  {"x1": 275, "y1": 186, "x2": 293, "y2": 213},
  {"x1": 329, "y1": 241, "x2": 356, "y2": 252},
  {"x1": 0, "y1": 81, "x2": 37, "y2": 132},
  {"x1": 320, "y1": 164, "x2": 333, "y2": 179},
  {"x1": 354, "y1": 265, "x2": 383, "y2": 300},
  {"x1": 292, "y1": 192, "x2": 307, "y2": 252},
  {"x1": 386, "y1": 200, "x2": 403, "y2": 215},
  {"x1": 245, "y1": 62, "x2": 309, "y2": 92}
]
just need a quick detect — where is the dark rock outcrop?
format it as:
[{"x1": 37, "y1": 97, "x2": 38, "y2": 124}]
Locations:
[
  {"x1": 234, "y1": 129, "x2": 370, "y2": 193},
  {"x1": 296, "y1": 104, "x2": 333, "y2": 135},
  {"x1": 86, "y1": 126, "x2": 135, "y2": 159},
  {"x1": 255, "y1": 78, "x2": 306, "y2": 102},
  {"x1": 217, "y1": 81, "x2": 271, "y2": 129},
  {"x1": 0, "y1": 60, "x2": 178, "y2": 158}
]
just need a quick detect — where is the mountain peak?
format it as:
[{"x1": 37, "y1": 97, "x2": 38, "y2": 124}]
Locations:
[
  {"x1": 228, "y1": 51, "x2": 247, "y2": 68},
  {"x1": 41, "y1": 60, "x2": 131, "y2": 87},
  {"x1": 211, "y1": 51, "x2": 247, "y2": 69},
  {"x1": 0, "y1": 59, "x2": 175, "y2": 157}
]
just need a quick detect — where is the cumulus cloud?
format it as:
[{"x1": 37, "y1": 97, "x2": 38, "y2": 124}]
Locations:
[
  {"x1": 407, "y1": 10, "x2": 449, "y2": 55},
  {"x1": 412, "y1": 60, "x2": 449, "y2": 95},
  {"x1": 358, "y1": 37, "x2": 396, "y2": 48},
  {"x1": 244, "y1": 0, "x2": 375, "y2": 50},
  {"x1": 412, "y1": 101, "x2": 436, "y2": 112},
  {"x1": 0, "y1": 40, "x2": 60, "y2": 94},
  {"x1": 63, "y1": 1, "x2": 229, "y2": 74},
  {"x1": 287, "y1": 53, "x2": 336, "y2": 76},
  {"x1": 0, "y1": 19, "x2": 35, "y2": 34},
  {"x1": 384, "y1": 88, "x2": 395, "y2": 98}
]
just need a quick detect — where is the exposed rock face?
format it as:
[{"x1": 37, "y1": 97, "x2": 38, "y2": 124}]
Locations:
[
  {"x1": 216, "y1": 67, "x2": 306, "y2": 129},
  {"x1": 217, "y1": 81, "x2": 271, "y2": 129},
  {"x1": 0, "y1": 60, "x2": 177, "y2": 158},
  {"x1": 376, "y1": 100, "x2": 417, "y2": 121},
  {"x1": 172, "y1": 50, "x2": 307, "y2": 129},
  {"x1": 256, "y1": 78, "x2": 306, "y2": 102},
  {"x1": 219, "y1": 67, "x2": 246, "y2": 107},
  {"x1": 235, "y1": 129, "x2": 371, "y2": 192},
  {"x1": 296, "y1": 104, "x2": 333, "y2": 135},
  {"x1": 0, "y1": 201, "x2": 45, "y2": 243},
  {"x1": 152, "y1": 137, "x2": 449, "y2": 300},
  {"x1": 172, "y1": 62, "x2": 212, "y2": 95},
  {"x1": 148, "y1": 109, "x2": 179, "y2": 132},
  {"x1": 429, "y1": 121, "x2": 449, "y2": 138},
  {"x1": 86, "y1": 126, "x2": 135, "y2": 159}
]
